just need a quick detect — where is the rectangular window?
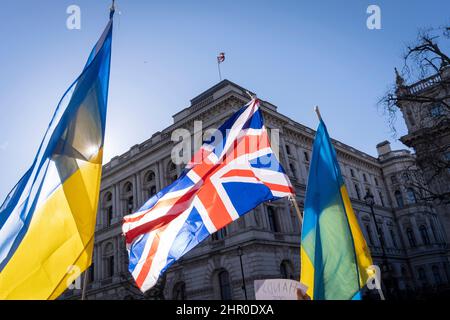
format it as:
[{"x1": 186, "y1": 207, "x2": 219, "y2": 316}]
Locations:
[
  {"x1": 88, "y1": 263, "x2": 95, "y2": 283},
  {"x1": 107, "y1": 256, "x2": 114, "y2": 278},
  {"x1": 267, "y1": 206, "x2": 279, "y2": 232}
]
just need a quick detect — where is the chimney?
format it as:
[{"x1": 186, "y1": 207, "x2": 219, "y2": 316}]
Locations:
[{"x1": 376, "y1": 141, "x2": 391, "y2": 156}]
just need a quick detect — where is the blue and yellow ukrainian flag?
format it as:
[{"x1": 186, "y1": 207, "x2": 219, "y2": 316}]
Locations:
[
  {"x1": 0, "y1": 17, "x2": 113, "y2": 299},
  {"x1": 300, "y1": 118, "x2": 373, "y2": 300}
]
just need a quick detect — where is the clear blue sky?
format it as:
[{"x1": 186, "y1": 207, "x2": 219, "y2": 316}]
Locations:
[{"x1": 0, "y1": 0, "x2": 449, "y2": 198}]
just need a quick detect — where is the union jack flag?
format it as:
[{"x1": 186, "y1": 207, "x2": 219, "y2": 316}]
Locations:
[{"x1": 122, "y1": 99, "x2": 294, "y2": 292}]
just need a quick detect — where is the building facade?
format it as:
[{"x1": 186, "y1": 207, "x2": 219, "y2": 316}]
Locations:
[
  {"x1": 62, "y1": 80, "x2": 450, "y2": 300},
  {"x1": 394, "y1": 66, "x2": 450, "y2": 248}
]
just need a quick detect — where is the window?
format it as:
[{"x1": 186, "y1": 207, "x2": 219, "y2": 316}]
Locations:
[
  {"x1": 212, "y1": 227, "x2": 227, "y2": 241},
  {"x1": 379, "y1": 192, "x2": 385, "y2": 207},
  {"x1": 432, "y1": 266, "x2": 442, "y2": 286},
  {"x1": 106, "y1": 206, "x2": 113, "y2": 226},
  {"x1": 150, "y1": 186, "x2": 157, "y2": 197},
  {"x1": 173, "y1": 282, "x2": 186, "y2": 300},
  {"x1": 350, "y1": 168, "x2": 355, "y2": 178},
  {"x1": 354, "y1": 184, "x2": 361, "y2": 200},
  {"x1": 406, "y1": 228, "x2": 416, "y2": 247},
  {"x1": 406, "y1": 188, "x2": 417, "y2": 204},
  {"x1": 374, "y1": 177, "x2": 379, "y2": 186},
  {"x1": 88, "y1": 263, "x2": 95, "y2": 283},
  {"x1": 218, "y1": 270, "x2": 232, "y2": 300},
  {"x1": 363, "y1": 173, "x2": 367, "y2": 182},
  {"x1": 419, "y1": 225, "x2": 430, "y2": 245},
  {"x1": 286, "y1": 144, "x2": 291, "y2": 155},
  {"x1": 280, "y1": 261, "x2": 294, "y2": 279},
  {"x1": 103, "y1": 192, "x2": 113, "y2": 226},
  {"x1": 107, "y1": 256, "x2": 114, "y2": 278},
  {"x1": 390, "y1": 229, "x2": 398, "y2": 249},
  {"x1": 127, "y1": 196, "x2": 134, "y2": 214},
  {"x1": 304, "y1": 151, "x2": 309, "y2": 162},
  {"x1": 391, "y1": 175, "x2": 398, "y2": 184},
  {"x1": 123, "y1": 182, "x2": 134, "y2": 214},
  {"x1": 145, "y1": 171, "x2": 155, "y2": 183},
  {"x1": 365, "y1": 225, "x2": 374, "y2": 245},
  {"x1": 430, "y1": 104, "x2": 443, "y2": 117},
  {"x1": 267, "y1": 206, "x2": 279, "y2": 232},
  {"x1": 394, "y1": 190, "x2": 404, "y2": 208}
]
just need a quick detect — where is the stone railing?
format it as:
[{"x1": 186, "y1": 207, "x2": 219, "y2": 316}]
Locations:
[{"x1": 406, "y1": 73, "x2": 442, "y2": 95}]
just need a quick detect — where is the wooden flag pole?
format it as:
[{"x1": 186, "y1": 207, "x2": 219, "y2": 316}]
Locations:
[{"x1": 289, "y1": 195, "x2": 303, "y2": 226}]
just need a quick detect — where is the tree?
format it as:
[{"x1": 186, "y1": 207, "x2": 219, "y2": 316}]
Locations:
[{"x1": 380, "y1": 25, "x2": 450, "y2": 205}]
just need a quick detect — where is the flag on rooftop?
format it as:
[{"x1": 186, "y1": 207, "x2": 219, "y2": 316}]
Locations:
[
  {"x1": 123, "y1": 98, "x2": 295, "y2": 292},
  {"x1": 300, "y1": 117, "x2": 373, "y2": 300},
  {"x1": 0, "y1": 15, "x2": 114, "y2": 299},
  {"x1": 217, "y1": 52, "x2": 225, "y2": 63}
]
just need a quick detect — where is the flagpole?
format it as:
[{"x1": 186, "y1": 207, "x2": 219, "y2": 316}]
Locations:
[
  {"x1": 289, "y1": 196, "x2": 303, "y2": 226},
  {"x1": 314, "y1": 105, "x2": 322, "y2": 122},
  {"x1": 80, "y1": 1, "x2": 115, "y2": 301},
  {"x1": 217, "y1": 61, "x2": 222, "y2": 81}
]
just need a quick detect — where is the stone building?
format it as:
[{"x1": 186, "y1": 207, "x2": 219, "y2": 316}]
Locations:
[
  {"x1": 62, "y1": 79, "x2": 450, "y2": 300},
  {"x1": 394, "y1": 66, "x2": 450, "y2": 248}
]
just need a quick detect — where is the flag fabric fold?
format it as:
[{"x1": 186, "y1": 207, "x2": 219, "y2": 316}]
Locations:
[
  {"x1": 123, "y1": 99, "x2": 295, "y2": 292},
  {"x1": 0, "y1": 18, "x2": 113, "y2": 299},
  {"x1": 300, "y1": 119, "x2": 373, "y2": 300}
]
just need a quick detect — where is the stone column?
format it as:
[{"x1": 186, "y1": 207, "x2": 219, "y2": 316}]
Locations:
[
  {"x1": 410, "y1": 216, "x2": 423, "y2": 246},
  {"x1": 136, "y1": 172, "x2": 143, "y2": 206},
  {"x1": 114, "y1": 184, "x2": 121, "y2": 217},
  {"x1": 158, "y1": 161, "x2": 165, "y2": 190}
]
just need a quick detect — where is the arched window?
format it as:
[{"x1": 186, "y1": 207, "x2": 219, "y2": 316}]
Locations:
[
  {"x1": 103, "y1": 243, "x2": 115, "y2": 278},
  {"x1": 286, "y1": 144, "x2": 291, "y2": 155},
  {"x1": 419, "y1": 225, "x2": 430, "y2": 245},
  {"x1": 144, "y1": 171, "x2": 157, "y2": 199},
  {"x1": 145, "y1": 171, "x2": 155, "y2": 183},
  {"x1": 394, "y1": 190, "x2": 404, "y2": 208},
  {"x1": 406, "y1": 228, "x2": 416, "y2": 247},
  {"x1": 432, "y1": 266, "x2": 442, "y2": 286},
  {"x1": 167, "y1": 162, "x2": 178, "y2": 183},
  {"x1": 354, "y1": 184, "x2": 361, "y2": 200},
  {"x1": 172, "y1": 282, "x2": 186, "y2": 300},
  {"x1": 406, "y1": 188, "x2": 417, "y2": 204},
  {"x1": 103, "y1": 192, "x2": 113, "y2": 227},
  {"x1": 218, "y1": 270, "x2": 232, "y2": 300},
  {"x1": 267, "y1": 206, "x2": 279, "y2": 232},
  {"x1": 123, "y1": 182, "x2": 134, "y2": 214}
]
